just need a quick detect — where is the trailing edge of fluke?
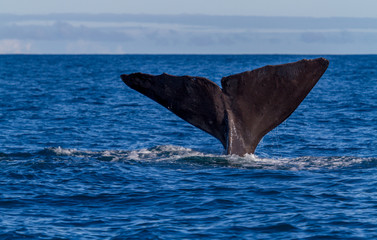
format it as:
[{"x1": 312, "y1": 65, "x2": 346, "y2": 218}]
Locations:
[{"x1": 121, "y1": 58, "x2": 329, "y2": 156}]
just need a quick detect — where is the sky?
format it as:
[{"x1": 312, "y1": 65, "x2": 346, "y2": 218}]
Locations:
[
  {"x1": 1, "y1": 0, "x2": 377, "y2": 54},
  {"x1": 2, "y1": 0, "x2": 377, "y2": 18}
]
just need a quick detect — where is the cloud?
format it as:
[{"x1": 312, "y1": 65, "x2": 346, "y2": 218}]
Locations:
[
  {"x1": 0, "y1": 39, "x2": 31, "y2": 53},
  {"x1": 1, "y1": 14, "x2": 377, "y2": 54},
  {"x1": 300, "y1": 32, "x2": 326, "y2": 43},
  {"x1": 64, "y1": 40, "x2": 127, "y2": 54},
  {"x1": 0, "y1": 21, "x2": 133, "y2": 42}
]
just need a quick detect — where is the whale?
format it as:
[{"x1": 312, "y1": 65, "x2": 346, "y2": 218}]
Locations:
[{"x1": 121, "y1": 58, "x2": 329, "y2": 156}]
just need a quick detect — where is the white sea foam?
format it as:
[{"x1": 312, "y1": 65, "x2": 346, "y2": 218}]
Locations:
[
  {"x1": 40, "y1": 146, "x2": 376, "y2": 170},
  {"x1": 42, "y1": 146, "x2": 87, "y2": 156}
]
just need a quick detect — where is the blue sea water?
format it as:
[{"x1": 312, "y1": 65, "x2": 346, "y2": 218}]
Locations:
[{"x1": 0, "y1": 54, "x2": 377, "y2": 239}]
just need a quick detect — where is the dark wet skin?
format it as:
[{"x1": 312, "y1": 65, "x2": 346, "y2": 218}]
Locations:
[{"x1": 121, "y1": 58, "x2": 329, "y2": 156}]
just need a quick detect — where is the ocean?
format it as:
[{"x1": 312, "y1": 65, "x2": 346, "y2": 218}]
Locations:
[{"x1": 1, "y1": 54, "x2": 377, "y2": 239}]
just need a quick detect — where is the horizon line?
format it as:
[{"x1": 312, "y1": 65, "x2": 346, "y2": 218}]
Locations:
[{"x1": 1, "y1": 53, "x2": 377, "y2": 56}]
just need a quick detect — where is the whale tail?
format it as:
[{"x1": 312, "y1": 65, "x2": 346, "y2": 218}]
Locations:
[{"x1": 121, "y1": 58, "x2": 329, "y2": 156}]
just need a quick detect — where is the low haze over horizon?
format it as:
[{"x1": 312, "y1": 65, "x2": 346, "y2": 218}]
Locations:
[{"x1": 1, "y1": 0, "x2": 377, "y2": 54}]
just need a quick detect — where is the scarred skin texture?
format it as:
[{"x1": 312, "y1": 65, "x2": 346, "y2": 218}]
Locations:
[{"x1": 121, "y1": 58, "x2": 329, "y2": 156}]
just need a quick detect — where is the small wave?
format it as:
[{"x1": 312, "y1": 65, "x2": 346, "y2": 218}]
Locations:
[
  {"x1": 227, "y1": 155, "x2": 377, "y2": 170},
  {"x1": 37, "y1": 147, "x2": 89, "y2": 156},
  {"x1": 5, "y1": 146, "x2": 377, "y2": 170}
]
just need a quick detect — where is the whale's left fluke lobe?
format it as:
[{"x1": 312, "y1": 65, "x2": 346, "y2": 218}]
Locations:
[
  {"x1": 121, "y1": 58, "x2": 329, "y2": 156},
  {"x1": 121, "y1": 73, "x2": 228, "y2": 147}
]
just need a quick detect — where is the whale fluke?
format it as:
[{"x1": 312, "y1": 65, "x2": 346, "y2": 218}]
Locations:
[{"x1": 121, "y1": 58, "x2": 329, "y2": 156}]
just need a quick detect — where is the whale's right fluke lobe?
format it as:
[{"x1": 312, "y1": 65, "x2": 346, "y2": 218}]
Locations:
[
  {"x1": 221, "y1": 58, "x2": 329, "y2": 155},
  {"x1": 121, "y1": 58, "x2": 329, "y2": 156}
]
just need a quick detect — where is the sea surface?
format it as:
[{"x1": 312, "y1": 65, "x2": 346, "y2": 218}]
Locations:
[{"x1": 1, "y1": 54, "x2": 377, "y2": 239}]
